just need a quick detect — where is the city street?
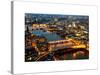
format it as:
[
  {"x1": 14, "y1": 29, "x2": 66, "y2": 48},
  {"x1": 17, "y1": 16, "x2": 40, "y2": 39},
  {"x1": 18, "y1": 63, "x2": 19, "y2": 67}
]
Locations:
[{"x1": 25, "y1": 13, "x2": 89, "y2": 62}]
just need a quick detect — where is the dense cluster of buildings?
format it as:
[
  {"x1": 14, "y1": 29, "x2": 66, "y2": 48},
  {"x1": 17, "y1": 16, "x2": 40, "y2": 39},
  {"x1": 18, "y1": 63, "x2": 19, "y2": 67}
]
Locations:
[{"x1": 25, "y1": 13, "x2": 89, "y2": 61}]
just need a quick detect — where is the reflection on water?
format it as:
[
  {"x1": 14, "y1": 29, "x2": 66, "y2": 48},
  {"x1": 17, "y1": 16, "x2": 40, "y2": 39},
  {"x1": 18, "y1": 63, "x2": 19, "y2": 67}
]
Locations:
[
  {"x1": 32, "y1": 30, "x2": 64, "y2": 42},
  {"x1": 25, "y1": 13, "x2": 89, "y2": 62}
]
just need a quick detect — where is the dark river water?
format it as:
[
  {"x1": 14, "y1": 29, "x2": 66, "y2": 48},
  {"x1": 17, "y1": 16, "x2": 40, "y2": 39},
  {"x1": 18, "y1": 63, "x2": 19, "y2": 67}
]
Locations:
[{"x1": 32, "y1": 30, "x2": 63, "y2": 42}]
